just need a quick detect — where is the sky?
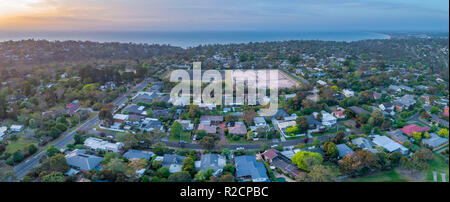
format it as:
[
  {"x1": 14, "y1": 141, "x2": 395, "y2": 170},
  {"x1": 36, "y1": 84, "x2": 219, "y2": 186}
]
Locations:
[{"x1": 0, "y1": 0, "x2": 448, "y2": 31}]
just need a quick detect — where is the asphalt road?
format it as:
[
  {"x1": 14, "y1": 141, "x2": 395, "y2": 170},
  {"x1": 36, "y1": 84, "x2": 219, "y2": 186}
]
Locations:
[{"x1": 13, "y1": 79, "x2": 152, "y2": 179}]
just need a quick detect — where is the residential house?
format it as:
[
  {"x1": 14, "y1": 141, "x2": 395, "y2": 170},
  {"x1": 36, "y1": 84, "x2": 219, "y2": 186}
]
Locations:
[
  {"x1": 195, "y1": 153, "x2": 226, "y2": 173},
  {"x1": 262, "y1": 149, "x2": 302, "y2": 179},
  {"x1": 142, "y1": 118, "x2": 164, "y2": 132},
  {"x1": 113, "y1": 114, "x2": 129, "y2": 124},
  {"x1": 132, "y1": 92, "x2": 159, "y2": 104},
  {"x1": 65, "y1": 149, "x2": 103, "y2": 171},
  {"x1": 197, "y1": 124, "x2": 217, "y2": 134},
  {"x1": 342, "y1": 89, "x2": 355, "y2": 97},
  {"x1": 84, "y1": 137, "x2": 124, "y2": 153},
  {"x1": 314, "y1": 111, "x2": 337, "y2": 127},
  {"x1": 332, "y1": 110, "x2": 345, "y2": 119},
  {"x1": 372, "y1": 135, "x2": 409, "y2": 155},
  {"x1": 393, "y1": 95, "x2": 416, "y2": 111},
  {"x1": 123, "y1": 105, "x2": 147, "y2": 117},
  {"x1": 348, "y1": 106, "x2": 370, "y2": 116},
  {"x1": 388, "y1": 85, "x2": 402, "y2": 93},
  {"x1": 387, "y1": 129, "x2": 409, "y2": 144},
  {"x1": 351, "y1": 137, "x2": 377, "y2": 153},
  {"x1": 235, "y1": 155, "x2": 270, "y2": 182},
  {"x1": 0, "y1": 126, "x2": 7, "y2": 141},
  {"x1": 379, "y1": 102, "x2": 395, "y2": 116},
  {"x1": 336, "y1": 144, "x2": 354, "y2": 158},
  {"x1": 200, "y1": 116, "x2": 224, "y2": 125},
  {"x1": 422, "y1": 133, "x2": 449, "y2": 150},
  {"x1": 176, "y1": 120, "x2": 194, "y2": 131},
  {"x1": 123, "y1": 149, "x2": 155, "y2": 160},
  {"x1": 65, "y1": 104, "x2": 80, "y2": 116},
  {"x1": 10, "y1": 125, "x2": 24, "y2": 132},
  {"x1": 400, "y1": 124, "x2": 429, "y2": 137},
  {"x1": 228, "y1": 122, "x2": 248, "y2": 135},
  {"x1": 162, "y1": 154, "x2": 186, "y2": 173},
  {"x1": 306, "y1": 114, "x2": 323, "y2": 129}
]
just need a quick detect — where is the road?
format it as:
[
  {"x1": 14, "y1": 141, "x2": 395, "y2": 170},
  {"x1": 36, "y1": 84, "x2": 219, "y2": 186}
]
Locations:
[{"x1": 14, "y1": 79, "x2": 152, "y2": 179}]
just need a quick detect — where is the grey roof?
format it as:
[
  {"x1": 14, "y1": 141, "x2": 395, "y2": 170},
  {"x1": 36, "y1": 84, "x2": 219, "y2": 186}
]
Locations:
[
  {"x1": 273, "y1": 109, "x2": 289, "y2": 118},
  {"x1": 200, "y1": 116, "x2": 224, "y2": 122},
  {"x1": 123, "y1": 149, "x2": 155, "y2": 160},
  {"x1": 65, "y1": 149, "x2": 103, "y2": 171},
  {"x1": 336, "y1": 144, "x2": 354, "y2": 158},
  {"x1": 372, "y1": 135, "x2": 408, "y2": 154},
  {"x1": 348, "y1": 106, "x2": 370, "y2": 115},
  {"x1": 198, "y1": 154, "x2": 226, "y2": 172},
  {"x1": 253, "y1": 117, "x2": 267, "y2": 125},
  {"x1": 123, "y1": 104, "x2": 145, "y2": 115},
  {"x1": 162, "y1": 154, "x2": 185, "y2": 166},
  {"x1": 352, "y1": 137, "x2": 372, "y2": 149},
  {"x1": 133, "y1": 93, "x2": 158, "y2": 104},
  {"x1": 235, "y1": 155, "x2": 269, "y2": 182},
  {"x1": 306, "y1": 114, "x2": 322, "y2": 128},
  {"x1": 387, "y1": 129, "x2": 409, "y2": 143},
  {"x1": 422, "y1": 133, "x2": 449, "y2": 148}
]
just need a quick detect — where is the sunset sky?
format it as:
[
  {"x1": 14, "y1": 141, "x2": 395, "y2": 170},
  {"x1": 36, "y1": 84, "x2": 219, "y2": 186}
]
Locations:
[{"x1": 0, "y1": 0, "x2": 448, "y2": 31}]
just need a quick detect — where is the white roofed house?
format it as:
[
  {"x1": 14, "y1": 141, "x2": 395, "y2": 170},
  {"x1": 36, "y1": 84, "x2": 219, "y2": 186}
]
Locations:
[
  {"x1": 313, "y1": 111, "x2": 337, "y2": 127},
  {"x1": 372, "y1": 135, "x2": 408, "y2": 155},
  {"x1": 84, "y1": 137, "x2": 124, "y2": 153},
  {"x1": 0, "y1": 126, "x2": 8, "y2": 141},
  {"x1": 113, "y1": 114, "x2": 129, "y2": 124},
  {"x1": 342, "y1": 89, "x2": 355, "y2": 97},
  {"x1": 10, "y1": 125, "x2": 24, "y2": 132}
]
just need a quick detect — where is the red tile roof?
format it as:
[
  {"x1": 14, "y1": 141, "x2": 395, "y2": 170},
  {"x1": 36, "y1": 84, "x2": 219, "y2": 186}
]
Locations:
[
  {"x1": 333, "y1": 110, "x2": 345, "y2": 118},
  {"x1": 444, "y1": 106, "x2": 449, "y2": 117},
  {"x1": 263, "y1": 149, "x2": 278, "y2": 160},
  {"x1": 400, "y1": 124, "x2": 429, "y2": 137}
]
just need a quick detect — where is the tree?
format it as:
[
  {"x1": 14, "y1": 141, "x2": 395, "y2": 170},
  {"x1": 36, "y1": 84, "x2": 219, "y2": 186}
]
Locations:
[
  {"x1": 334, "y1": 131, "x2": 346, "y2": 144},
  {"x1": 194, "y1": 170, "x2": 207, "y2": 182},
  {"x1": 242, "y1": 109, "x2": 257, "y2": 126},
  {"x1": 198, "y1": 135, "x2": 217, "y2": 150},
  {"x1": 223, "y1": 164, "x2": 236, "y2": 175},
  {"x1": 437, "y1": 129, "x2": 449, "y2": 138},
  {"x1": 305, "y1": 165, "x2": 336, "y2": 182},
  {"x1": 49, "y1": 154, "x2": 70, "y2": 173},
  {"x1": 170, "y1": 121, "x2": 183, "y2": 138},
  {"x1": 291, "y1": 151, "x2": 323, "y2": 171},
  {"x1": 41, "y1": 172, "x2": 65, "y2": 182},
  {"x1": 412, "y1": 132, "x2": 422, "y2": 141},
  {"x1": 104, "y1": 158, "x2": 131, "y2": 174},
  {"x1": 25, "y1": 144, "x2": 38, "y2": 155},
  {"x1": 153, "y1": 142, "x2": 167, "y2": 156},
  {"x1": 99, "y1": 109, "x2": 114, "y2": 126},
  {"x1": 182, "y1": 157, "x2": 196, "y2": 176},
  {"x1": 46, "y1": 145, "x2": 61, "y2": 157},
  {"x1": 323, "y1": 142, "x2": 338, "y2": 158},
  {"x1": 156, "y1": 167, "x2": 171, "y2": 178},
  {"x1": 0, "y1": 166, "x2": 17, "y2": 182},
  {"x1": 168, "y1": 171, "x2": 192, "y2": 182}
]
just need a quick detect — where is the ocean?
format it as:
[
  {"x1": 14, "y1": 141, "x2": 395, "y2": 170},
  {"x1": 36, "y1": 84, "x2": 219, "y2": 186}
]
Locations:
[{"x1": 0, "y1": 31, "x2": 390, "y2": 48}]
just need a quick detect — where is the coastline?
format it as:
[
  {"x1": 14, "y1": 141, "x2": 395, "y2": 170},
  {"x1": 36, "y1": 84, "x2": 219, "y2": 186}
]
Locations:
[{"x1": 0, "y1": 31, "x2": 392, "y2": 48}]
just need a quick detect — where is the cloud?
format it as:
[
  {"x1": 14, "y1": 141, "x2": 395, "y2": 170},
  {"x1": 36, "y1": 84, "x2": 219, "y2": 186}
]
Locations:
[{"x1": 0, "y1": 0, "x2": 447, "y2": 31}]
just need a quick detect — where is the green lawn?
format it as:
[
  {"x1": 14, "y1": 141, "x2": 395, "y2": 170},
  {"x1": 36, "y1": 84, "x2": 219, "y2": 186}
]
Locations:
[
  {"x1": 425, "y1": 153, "x2": 449, "y2": 182},
  {"x1": 168, "y1": 132, "x2": 192, "y2": 143},
  {"x1": 286, "y1": 135, "x2": 307, "y2": 140},
  {"x1": 345, "y1": 170, "x2": 409, "y2": 182},
  {"x1": 6, "y1": 137, "x2": 35, "y2": 154}
]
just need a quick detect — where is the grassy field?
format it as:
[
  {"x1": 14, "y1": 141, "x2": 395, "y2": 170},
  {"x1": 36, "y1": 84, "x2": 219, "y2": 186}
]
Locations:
[
  {"x1": 425, "y1": 153, "x2": 449, "y2": 182},
  {"x1": 6, "y1": 137, "x2": 35, "y2": 153},
  {"x1": 168, "y1": 132, "x2": 192, "y2": 143},
  {"x1": 344, "y1": 170, "x2": 409, "y2": 182}
]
